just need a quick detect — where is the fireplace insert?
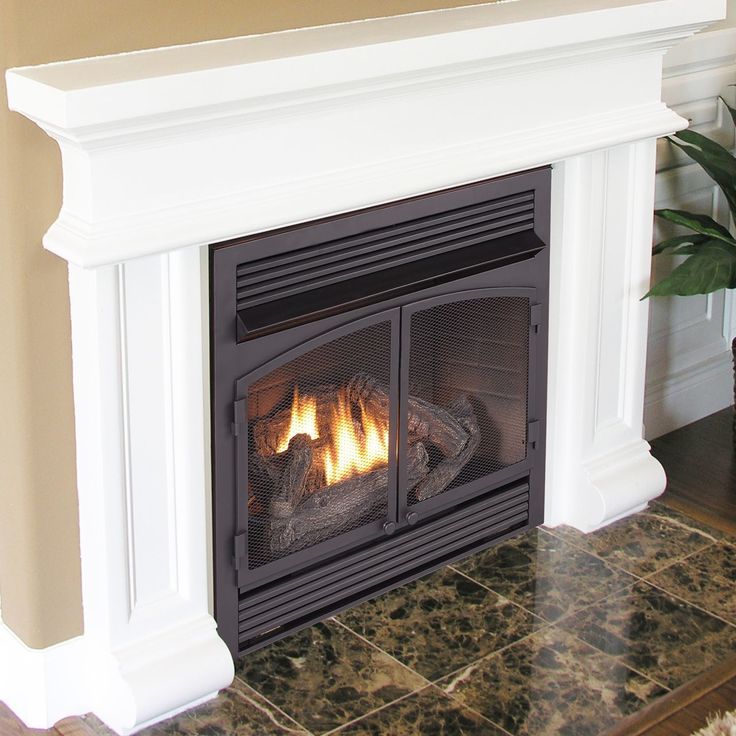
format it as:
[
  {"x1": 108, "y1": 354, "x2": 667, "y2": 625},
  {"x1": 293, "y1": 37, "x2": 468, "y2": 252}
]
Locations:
[{"x1": 211, "y1": 167, "x2": 550, "y2": 657}]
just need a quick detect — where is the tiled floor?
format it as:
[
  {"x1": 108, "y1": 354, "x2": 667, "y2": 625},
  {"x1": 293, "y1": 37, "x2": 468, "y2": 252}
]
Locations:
[{"x1": 78, "y1": 502, "x2": 735, "y2": 736}]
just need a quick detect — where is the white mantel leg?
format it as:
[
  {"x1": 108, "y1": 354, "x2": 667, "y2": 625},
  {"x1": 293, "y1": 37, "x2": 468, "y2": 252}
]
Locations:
[
  {"x1": 68, "y1": 245, "x2": 233, "y2": 735},
  {"x1": 545, "y1": 140, "x2": 667, "y2": 531}
]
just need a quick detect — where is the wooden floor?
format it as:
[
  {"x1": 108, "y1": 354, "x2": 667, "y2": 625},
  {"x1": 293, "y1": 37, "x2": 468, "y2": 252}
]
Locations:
[{"x1": 651, "y1": 407, "x2": 736, "y2": 536}]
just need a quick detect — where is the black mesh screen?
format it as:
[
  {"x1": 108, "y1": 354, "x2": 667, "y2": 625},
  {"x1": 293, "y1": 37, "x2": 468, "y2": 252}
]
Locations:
[
  {"x1": 247, "y1": 321, "x2": 392, "y2": 569},
  {"x1": 406, "y1": 296, "x2": 530, "y2": 506}
]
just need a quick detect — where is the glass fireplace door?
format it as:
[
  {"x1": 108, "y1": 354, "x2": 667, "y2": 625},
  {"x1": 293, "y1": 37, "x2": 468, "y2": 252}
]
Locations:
[
  {"x1": 235, "y1": 310, "x2": 400, "y2": 588},
  {"x1": 399, "y1": 287, "x2": 537, "y2": 522}
]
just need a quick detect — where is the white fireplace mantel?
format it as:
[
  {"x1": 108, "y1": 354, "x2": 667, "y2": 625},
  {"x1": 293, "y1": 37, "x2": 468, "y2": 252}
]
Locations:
[{"x1": 2, "y1": 0, "x2": 726, "y2": 733}]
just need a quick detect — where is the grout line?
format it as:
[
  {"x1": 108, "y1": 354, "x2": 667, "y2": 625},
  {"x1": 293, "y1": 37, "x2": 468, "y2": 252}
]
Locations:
[
  {"x1": 321, "y1": 682, "x2": 514, "y2": 736},
  {"x1": 448, "y1": 557, "x2": 637, "y2": 627},
  {"x1": 330, "y1": 617, "x2": 433, "y2": 687},
  {"x1": 542, "y1": 524, "x2": 715, "y2": 580},
  {"x1": 431, "y1": 615, "x2": 558, "y2": 691},
  {"x1": 321, "y1": 686, "x2": 430, "y2": 735},
  {"x1": 562, "y1": 627, "x2": 672, "y2": 693},
  {"x1": 545, "y1": 575, "x2": 734, "y2": 690},
  {"x1": 541, "y1": 526, "x2": 646, "y2": 577},
  {"x1": 638, "y1": 540, "x2": 719, "y2": 578},
  {"x1": 443, "y1": 698, "x2": 515, "y2": 736},
  {"x1": 435, "y1": 618, "x2": 670, "y2": 732},
  {"x1": 550, "y1": 575, "x2": 651, "y2": 624},
  {"x1": 446, "y1": 566, "x2": 547, "y2": 624},
  {"x1": 334, "y1": 597, "x2": 548, "y2": 735},
  {"x1": 644, "y1": 506, "x2": 721, "y2": 543},
  {"x1": 231, "y1": 676, "x2": 317, "y2": 735},
  {"x1": 638, "y1": 577, "x2": 736, "y2": 631}
]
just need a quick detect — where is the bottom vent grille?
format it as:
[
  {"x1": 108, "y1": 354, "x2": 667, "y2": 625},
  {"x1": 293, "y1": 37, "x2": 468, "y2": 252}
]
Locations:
[{"x1": 237, "y1": 479, "x2": 530, "y2": 655}]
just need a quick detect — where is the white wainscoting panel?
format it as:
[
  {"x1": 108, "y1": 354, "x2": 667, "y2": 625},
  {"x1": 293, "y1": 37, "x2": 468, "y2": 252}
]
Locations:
[{"x1": 645, "y1": 27, "x2": 736, "y2": 438}]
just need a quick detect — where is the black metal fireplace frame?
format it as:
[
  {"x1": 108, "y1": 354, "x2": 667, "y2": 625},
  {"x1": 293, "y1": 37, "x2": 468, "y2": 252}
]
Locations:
[{"x1": 211, "y1": 167, "x2": 551, "y2": 658}]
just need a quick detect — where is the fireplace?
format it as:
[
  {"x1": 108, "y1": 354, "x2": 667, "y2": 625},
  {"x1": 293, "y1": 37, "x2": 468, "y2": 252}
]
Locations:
[
  {"x1": 3, "y1": 0, "x2": 723, "y2": 733},
  {"x1": 212, "y1": 168, "x2": 549, "y2": 656}
]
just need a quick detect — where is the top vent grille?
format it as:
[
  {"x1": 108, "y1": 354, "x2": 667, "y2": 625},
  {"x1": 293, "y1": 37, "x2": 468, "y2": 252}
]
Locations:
[
  {"x1": 237, "y1": 191, "x2": 534, "y2": 308},
  {"x1": 232, "y1": 181, "x2": 546, "y2": 340}
]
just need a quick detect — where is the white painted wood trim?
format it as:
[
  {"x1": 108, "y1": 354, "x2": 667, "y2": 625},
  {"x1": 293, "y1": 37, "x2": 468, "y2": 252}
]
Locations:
[
  {"x1": 4, "y1": 0, "x2": 722, "y2": 129},
  {"x1": 5, "y1": 0, "x2": 722, "y2": 268},
  {"x1": 0, "y1": 617, "x2": 88, "y2": 729},
  {"x1": 545, "y1": 142, "x2": 667, "y2": 530},
  {"x1": 67, "y1": 247, "x2": 233, "y2": 735}
]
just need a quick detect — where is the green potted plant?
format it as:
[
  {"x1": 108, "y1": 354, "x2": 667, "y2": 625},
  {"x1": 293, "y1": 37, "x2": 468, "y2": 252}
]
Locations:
[
  {"x1": 645, "y1": 98, "x2": 736, "y2": 426},
  {"x1": 646, "y1": 101, "x2": 736, "y2": 299}
]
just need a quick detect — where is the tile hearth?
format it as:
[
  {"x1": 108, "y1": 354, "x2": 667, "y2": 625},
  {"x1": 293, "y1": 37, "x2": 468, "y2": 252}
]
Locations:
[{"x1": 58, "y1": 502, "x2": 734, "y2": 736}]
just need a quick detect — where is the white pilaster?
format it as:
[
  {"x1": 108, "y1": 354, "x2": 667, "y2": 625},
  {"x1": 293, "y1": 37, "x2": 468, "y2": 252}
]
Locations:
[
  {"x1": 546, "y1": 142, "x2": 667, "y2": 530},
  {"x1": 68, "y1": 247, "x2": 232, "y2": 735}
]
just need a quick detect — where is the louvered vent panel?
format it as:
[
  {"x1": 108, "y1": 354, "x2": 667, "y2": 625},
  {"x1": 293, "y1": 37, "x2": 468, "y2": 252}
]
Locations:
[{"x1": 234, "y1": 191, "x2": 539, "y2": 338}]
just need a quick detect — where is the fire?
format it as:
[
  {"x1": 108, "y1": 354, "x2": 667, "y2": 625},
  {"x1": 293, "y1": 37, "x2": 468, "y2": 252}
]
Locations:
[
  {"x1": 276, "y1": 387, "x2": 318, "y2": 452},
  {"x1": 324, "y1": 393, "x2": 389, "y2": 485},
  {"x1": 278, "y1": 386, "x2": 389, "y2": 485}
]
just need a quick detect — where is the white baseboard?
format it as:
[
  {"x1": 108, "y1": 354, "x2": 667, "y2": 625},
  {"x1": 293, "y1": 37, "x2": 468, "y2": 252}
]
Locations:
[
  {"x1": 0, "y1": 618, "x2": 89, "y2": 729},
  {"x1": 0, "y1": 616, "x2": 232, "y2": 735},
  {"x1": 644, "y1": 350, "x2": 733, "y2": 440}
]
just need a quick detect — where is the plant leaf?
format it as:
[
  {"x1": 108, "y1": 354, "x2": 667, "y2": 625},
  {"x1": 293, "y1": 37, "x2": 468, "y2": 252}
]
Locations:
[
  {"x1": 654, "y1": 209, "x2": 736, "y2": 245},
  {"x1": 644, "y1": 240, "x2": 736, "y2": 297},
  {"x1": 675, "y1": 129, "x2": 736, "y2": 173},
  {"x1": 652, "y1": 233, "x2": 710, "y2": 255},
  {"x1": 671, "y1": 131, "x2": 736, "y2": 220},
  {"x1": 721, "y1": 95, "x2": 736, "y2": 128}
]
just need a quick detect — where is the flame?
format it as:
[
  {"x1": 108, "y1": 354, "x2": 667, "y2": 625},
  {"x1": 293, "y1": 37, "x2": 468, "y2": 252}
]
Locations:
[
  {"x1": 324, "y1": 393, "x2": 389, "y2": 485},
  {"x1": 278, "y1": 386, "x2": 389, "y2": 485},
  {"x1": 276, "y1": 387, "x2": 318, "y2": 453}
]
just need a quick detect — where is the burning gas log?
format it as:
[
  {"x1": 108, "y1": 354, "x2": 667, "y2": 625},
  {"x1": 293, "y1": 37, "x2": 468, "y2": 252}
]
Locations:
[
  {"x1": 254, "y1": 372, "x2": 470, "y2": 464},
  {"x1": 250, "y1": 371, "x2": 481, "y2": 558},
  {"x1": 270, "y1": 433, "x2": 313, "y2": 518},
  {"x1": 347, "y1": 373, "x2": 469, "y2": 458},
  {"x1": 269, "y1": 441, "x2": 430, "y2": 554},
  {"x1": 413, "y1": 396, "x2": 481, "y2": 502},
  {"x1": 252, "y1": 384, "x2": 338, "y2": 457}
]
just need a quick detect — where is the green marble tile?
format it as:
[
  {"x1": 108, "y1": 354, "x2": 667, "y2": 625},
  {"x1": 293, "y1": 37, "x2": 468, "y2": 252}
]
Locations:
[
  {"x1": 647, "y1": 541, "x2": 736, "y2": 625},
  {"x1": 81, "y1": 681, "x2": 309, "y2": 735},
  {"x1": 333, "y1": 686, "x2": 507, "y2": 735},
  {"x1": 558, "y1": 580, "x2": 736, "y2": 690},
  {"x1": 236, "y1": 620, "x2": 426, "y2": 734},
  {"x1": 438, "y1": 627, "x2": 666, "y2": 736},
  {"x1": 453, "y1": 528, "x2": 635, "y2": 622},
  {"x1": 337, "y1": 567, "x2": 540, "y2": 680},
  {"x1": 550, "y1": 505, "x2": 715, "y2": 576}
]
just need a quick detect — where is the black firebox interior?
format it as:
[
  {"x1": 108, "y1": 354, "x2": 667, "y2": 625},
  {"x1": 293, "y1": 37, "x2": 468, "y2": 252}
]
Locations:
[{"x1": 211, "y1": 168, "x2": 550, "y2": 658}]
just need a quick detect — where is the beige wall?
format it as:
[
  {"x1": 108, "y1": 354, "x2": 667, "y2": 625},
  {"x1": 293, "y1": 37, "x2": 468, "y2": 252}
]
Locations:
[{"x1": 0, "y1": 0, "x2": 496, "y2": 649}]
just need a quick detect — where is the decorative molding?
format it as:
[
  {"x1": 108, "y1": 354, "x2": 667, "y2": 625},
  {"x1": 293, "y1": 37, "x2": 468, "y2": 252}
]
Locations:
[
  {"x1": 43, "y1": 102, "x2": 683, "y2": 269},
  {"x1": 5, "y1": 0, "x2": 723, "y2": 268},
  {"x1": 2, "y1": 0, "x2": 726, "y2": 732}
]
